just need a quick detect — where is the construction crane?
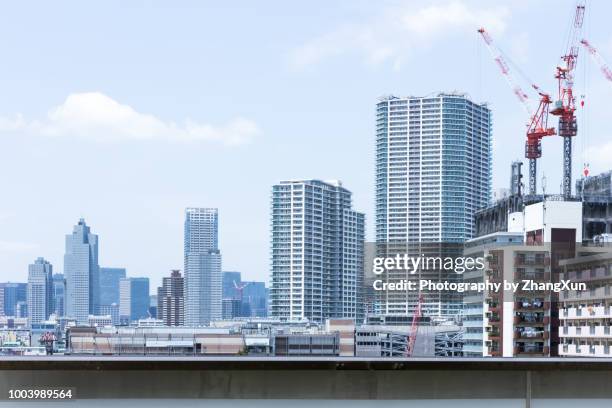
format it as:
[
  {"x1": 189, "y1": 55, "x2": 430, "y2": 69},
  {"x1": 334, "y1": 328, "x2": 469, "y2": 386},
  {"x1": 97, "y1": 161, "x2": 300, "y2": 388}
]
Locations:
[
  {"x1": 233, "y1": 280, "x2": 250, "y2": 303},
  {"x1": 581, "y1": 39, "x2": 612, "y2": 83},
  {"x1": 406, "y1": 293, "x2": 424, "y2": 357},
  {"x1": 550, "y1": 2, "x2": 586, "y2": 199},
  {"x1": 478, "y1": 28, "x2": 556, "y2": 195}
]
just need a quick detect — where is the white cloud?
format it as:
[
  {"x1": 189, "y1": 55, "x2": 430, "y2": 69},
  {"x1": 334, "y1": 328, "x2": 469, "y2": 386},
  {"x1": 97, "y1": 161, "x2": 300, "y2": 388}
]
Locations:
[
  {"x1": 0, "y1": 241, "x2": 38, "y2": 253},
  {"x1": 0, "y1": 92, "x2": 260, "y2": 146},
  {"x1": 289, "y1": 1, "x2": 510, "y2": 69}
]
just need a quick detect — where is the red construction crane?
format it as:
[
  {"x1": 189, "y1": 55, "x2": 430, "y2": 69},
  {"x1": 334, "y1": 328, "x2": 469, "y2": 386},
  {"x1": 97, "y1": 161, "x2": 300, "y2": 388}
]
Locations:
[
  {"x1": 581, "y1": 39, "x2": 612, "y2": 83},
  {"x1": 406, "y1": 293, "x2": 424, "y2": 357},
  {"x1": 550, "y1": 2, "x2": 586, "y2": 199},
  {"x1": 478, "y1": 28, "x2": 555, "y2": 195}
]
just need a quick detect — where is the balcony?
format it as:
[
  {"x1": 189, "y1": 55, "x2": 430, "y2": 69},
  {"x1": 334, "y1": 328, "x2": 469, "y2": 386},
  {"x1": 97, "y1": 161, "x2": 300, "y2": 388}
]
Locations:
[
  {"x1": 561, "y1": 286, "x2": 611, "y2": 301},
  {"x1": 560, "y1": 306, "x2": 612, "y2": 319},
  {"x1": 559, "y1": 343, "x2": 612, "y2": 357},
  {"x1": 514, "y1": 345, "x2": 549, "y2": 356},
  {"x1": 515, "y1": 301, "x2": 548, "y2": 312},
  {"x1": 559, "y1": 325, "x2": 612, "y2": 338},
  {"x1": 514, "y1": 330, "x2": 548, "y2": 340}
]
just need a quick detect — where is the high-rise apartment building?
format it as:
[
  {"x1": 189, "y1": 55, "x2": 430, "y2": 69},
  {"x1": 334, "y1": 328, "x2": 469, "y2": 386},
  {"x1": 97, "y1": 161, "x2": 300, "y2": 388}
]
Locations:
[
  {"x1": 64, "y1": 219, "x2": 100, "y2": 324},
  {"x1": 119, "y1": 277, "x2": 150, "y2": 323},
  {"x1": 27, "y1": 257, "x2": 53, "y2": 325},
  {"x1": 184, "y1": 208, "x2": 222, "y2": 326},
  {"x1": 375, "y1": 93, "x2": 492, "y2": 316},
  {"x1": 157, "y1": 269, "x2": 184, "y2": 326},
  {"x1": 270, "y1": 180, "x2": 365, "y2": 323},
  {"x1": 99, "y1": 267, "x2": 126, "y2": 307}
]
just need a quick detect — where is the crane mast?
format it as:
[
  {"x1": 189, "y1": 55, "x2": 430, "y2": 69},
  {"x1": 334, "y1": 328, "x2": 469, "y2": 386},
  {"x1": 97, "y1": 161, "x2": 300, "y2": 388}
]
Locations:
[{"x1": 550, "y1": 3, "x2": 585, "y2": 199}]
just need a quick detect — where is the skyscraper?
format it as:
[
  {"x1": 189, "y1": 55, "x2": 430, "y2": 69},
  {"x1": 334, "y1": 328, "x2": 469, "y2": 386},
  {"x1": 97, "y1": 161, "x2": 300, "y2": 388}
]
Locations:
[
  {"x1": 270, "y1": 180, "x2": 365, "y2": 323},
  {"x1": 222, "y1": 271, "x2": 242, "y2": 300},
  {"x1": 27, "y1": 257, "x2": 53, "y2": 325},
  {"x1": 52, "y1": 274, "x2": 65, "y2": 317},
  {"x1": 0, "y1": 282, "x2": 27, "y2": 316},
  {"x1": 157, "y1": 269, "x2": 184, "y2": 326},
  {"x1": 64, "y1": 219, "x2": 100, "y2": 324},
  {"x1": 184, "y1": 208, "x2": 222, "y2": 326},
  {"x1": 99, "y1": 267, "x2": 126, "y2": 307},
  {"x1": 119, "y1": 277, "x2": 150, "y2": 323},
  {"x1": 375, "y1": 93, "x2": 492, "y2": 316},
  {"x1": 242, "y1": 281, "x2": 268, "y2": 318}
]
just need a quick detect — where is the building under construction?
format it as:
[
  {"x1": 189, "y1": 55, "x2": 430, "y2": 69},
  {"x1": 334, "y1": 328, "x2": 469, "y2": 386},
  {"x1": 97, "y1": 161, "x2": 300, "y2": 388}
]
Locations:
[{"x1": 475, "y1": 163, "x2": 612, "y2": 242}]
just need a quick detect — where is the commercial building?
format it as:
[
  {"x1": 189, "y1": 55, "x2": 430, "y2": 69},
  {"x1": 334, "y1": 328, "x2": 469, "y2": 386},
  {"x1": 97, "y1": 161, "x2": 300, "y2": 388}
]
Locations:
[
  {"x1": 99, "y1": 267, "x2": 126, "y2": 308},
  {"x1": 0, "y1": 283, "x2": 27, "y2": 317},
  {"x1": 375, "y1": 93, "x2": 492, "y2": 318},
  {"x1": 98, "y1": 303, "x2": 119, "y2": 326},
  {"x1": 27, "y1": 258, "x2": 53, "y2": 326},
  {"x1": 64, "y1": 219, "x2": 100, "y2": 324},
  {"x1": 184, "y1": 208, "x2": 222, "y2": 326},
  {"x1": 222, "y1": 271, "x2": 242, "y2": 300},
  {"x1": 157, "y1": 270, "x2": 184, "y2": 326},
  {"x1": 88, "y1": 315, "x2": 112, "y2": 327},
  {"x1": 241, "y1": 281, "x2": 268, "y2": 318},
  {"x1": 222, "y1": 299, "x2": 242, "y2": 319},
  {"x1": 222, "y1": 271, "x2": 268, "y2": 318},
  {"x1": 119, "y1": 277, "x2": 150, "y2": 323},
  {"x1": 270, "y1": 180, "x2": 365, "y2": 323},
  {"x1": 52, "y1": 274, "x2": 65, "y2": 317}
]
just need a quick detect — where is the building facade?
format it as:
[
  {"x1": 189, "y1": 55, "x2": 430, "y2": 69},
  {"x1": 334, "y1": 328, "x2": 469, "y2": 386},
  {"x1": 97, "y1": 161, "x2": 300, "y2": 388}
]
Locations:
[
  {"x1": 119, "y1": 277, "x2": 150, "y2": 323},
  {"x1": 0, "y1": 283, "x2": 27, "y2": 317},
  {"x1": 157, "y1": 270, "x2": 184, "y2": 326},
  {"x1": 270, "y1": 180, "x2": 365, "y2": 322},
  {"x1": 559, "y1": 250, "x2": 612, "y2": 357},
  {"x1": 27, "y1": 258, "x2": 53, "y2": 326},
  {"x1": 52, "y1": 274, "x2": 65, "y2": 317},
  {"x1": 375, "y1": 93, "x2": 492, "y2": 317},
  {"x1": 64, "y1": 219, "x2": 100, "y2": 324},
  {"x1": 99, "y1": 267, "x2": 126, "y2": 308},
  {"x1": 184, "y1": 208, "x2": 222, "y2": 326}
]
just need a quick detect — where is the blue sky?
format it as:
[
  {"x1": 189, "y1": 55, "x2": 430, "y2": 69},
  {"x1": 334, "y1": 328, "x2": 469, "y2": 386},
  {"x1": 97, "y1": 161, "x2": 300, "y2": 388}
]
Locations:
[{"x1": 1, "y1": 0, "x2": 611, "y2": 288}]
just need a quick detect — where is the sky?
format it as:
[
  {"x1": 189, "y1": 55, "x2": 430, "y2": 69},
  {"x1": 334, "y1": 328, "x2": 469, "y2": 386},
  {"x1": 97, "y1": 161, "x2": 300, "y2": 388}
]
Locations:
[{"x1": 1, "y1": 0, "x2": 611, "y2": 290}]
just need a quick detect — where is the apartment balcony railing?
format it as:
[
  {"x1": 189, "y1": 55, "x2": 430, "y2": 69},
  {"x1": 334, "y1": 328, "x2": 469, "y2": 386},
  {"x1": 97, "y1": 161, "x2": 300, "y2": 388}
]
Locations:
[
  {"x1": 560, "y1": 306, "x2": 612, "y2": 319},
  {"x1": 559, "y1": 343, "x2": 612, "y2": 357},
  {"x1": 559, "y1": 325, "x2": 612, "y2": 338}
]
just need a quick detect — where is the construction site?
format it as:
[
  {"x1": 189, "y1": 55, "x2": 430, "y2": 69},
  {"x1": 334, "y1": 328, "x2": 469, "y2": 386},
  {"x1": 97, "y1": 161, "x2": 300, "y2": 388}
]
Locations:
[{"x1": 475, "y1": 1, "x2": 612, "y2": 241}]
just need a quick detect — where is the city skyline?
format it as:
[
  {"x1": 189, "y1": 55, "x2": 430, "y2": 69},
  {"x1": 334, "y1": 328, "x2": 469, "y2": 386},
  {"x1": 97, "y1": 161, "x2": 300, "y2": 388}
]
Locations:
[{"x1": 1, "y1": 1, "x2": 612, "y2": 287}]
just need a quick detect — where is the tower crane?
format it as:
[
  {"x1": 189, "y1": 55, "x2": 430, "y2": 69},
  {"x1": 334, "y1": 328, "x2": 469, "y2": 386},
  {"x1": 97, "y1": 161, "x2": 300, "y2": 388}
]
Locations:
[
  {"x1": 478, "y1": 28, "x2": 555, "y2": 195},
  {"x1": 233, "y1": 280, "x2": 250, "y2": 303},
  {"x1": 550, "y1": 2, "x2": 586, "y2": 199},
  {"x1": 580, "y1": 39, "x2": 612, "y2": 84}
]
